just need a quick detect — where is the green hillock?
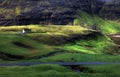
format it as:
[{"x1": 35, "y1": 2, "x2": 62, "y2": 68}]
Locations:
[{"x1": 74, "y1": 11, "x2": 120, "y2": 34}]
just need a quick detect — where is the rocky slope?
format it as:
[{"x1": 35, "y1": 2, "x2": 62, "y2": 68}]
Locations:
[
  {"x1": 0, "y1": 0, "x2": 119, "y2": 25},
  {"x1": 99, "y1": 0, "x2": 120, "y2": 20}
]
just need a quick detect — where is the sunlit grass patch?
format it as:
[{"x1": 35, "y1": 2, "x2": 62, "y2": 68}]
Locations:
[
  {"x1": 0, "y1": 25, "x2": 87, "y2": 34},
  {"x1": 74, "y1": 11, "x2": 120, "y2": 34},
  {"x1": 58, "y1": 35, "x2": 114, "y2": 54},
  {"x1": 61, "y1": 45, "x2": 96, "y2": 54}
]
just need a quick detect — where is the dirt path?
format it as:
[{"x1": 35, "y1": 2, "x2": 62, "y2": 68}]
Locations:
[
  {"x1": 111, "y1": 35, "x2": 120, "y2": 38},
  {"x1": 108, "y1": 34, "x2": 120, "y2": 45}
]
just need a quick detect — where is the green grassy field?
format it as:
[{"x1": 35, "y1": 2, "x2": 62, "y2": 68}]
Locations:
[
  {"x1": 0, "y1": 25, "x2": 91, "y2": 60},
  {"x1": 0, "y1": 64, "x2": 119, "y2": 77},
  {"x1": 83, "y1": 64, "x2": 120, "y2": 77},
  {"x1": 0, "y1": 25, "x2": 120, "y2": 61},
  {"x1": 0, "y1": 35, "x2": 55, "y2": 59},
  {"x1": 27, "y1": 53, "x2": 120, "y2": 62},
  {"x1": 60, "y1": 36, "x2": 116, "y2": 54},
  {"x1": 0, "y1": 11, "x2": 120, "y2": 77},
  {"x1": 0, "y1": 25, "x2": 87, "y2": 34}
]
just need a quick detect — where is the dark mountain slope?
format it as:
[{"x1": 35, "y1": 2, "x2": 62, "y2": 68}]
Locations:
[{"x1": 0, "y1": 0, "x2": 119, "y2": 26}]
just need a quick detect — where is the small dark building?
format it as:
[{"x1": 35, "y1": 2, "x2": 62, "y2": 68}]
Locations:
[
  {"x1": 91, "y1": 23, "x2": 100, "y2": 30},
  {"x1": 22, "y1": 28, "x2": 31, "y2": 34}
]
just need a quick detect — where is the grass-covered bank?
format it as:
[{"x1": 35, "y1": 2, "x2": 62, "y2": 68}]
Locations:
[
  {"x1": 0, "y1": 35, "x2": 55, "y2": 60},
  {"x1": 74, "y1": 11, "x2": 120, "y2": 34},
  {"x1": 0, "y1": 25, "x2": 120, "y2": 61},
  {"x1": 60, "y1": 35, "x2": 116, "y2": 54},
  {"x1": 0, "y1": 25, "x2": 91, "y2": 60},
  {"x1": 0, "y1": 64, "x2": 120, "y2": 77},
  {"x1": 26, "y1": 53, "x2": 120, "y2": 62},
  {"x1": 82, "y1": 64, "x2": 120, "y2": 77}
]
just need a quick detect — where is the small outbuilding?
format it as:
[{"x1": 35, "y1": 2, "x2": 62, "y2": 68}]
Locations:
[{"x1": 22, "y1": 28, "x2": 31, "y2": 34}]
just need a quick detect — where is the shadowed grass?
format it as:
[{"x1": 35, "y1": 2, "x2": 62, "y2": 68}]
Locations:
[
  {"x1": 83, "y1": 65, "x2": 120, "y2": 77},
  {"x1": 0, "y1": 35, "x2": 55, "y2": 59},
  {"x1": 0, "y1": 64, "x2": 119, "y2": 77}
]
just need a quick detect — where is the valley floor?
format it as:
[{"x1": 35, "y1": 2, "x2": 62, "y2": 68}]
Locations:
[{"x1": 0, "y1": 25, "x2": 120, "y2": 77}]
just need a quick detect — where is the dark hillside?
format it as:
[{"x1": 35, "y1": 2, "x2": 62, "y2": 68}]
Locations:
[{"x1": 0, "y1": 0, "x2": 119, "y2": 26}]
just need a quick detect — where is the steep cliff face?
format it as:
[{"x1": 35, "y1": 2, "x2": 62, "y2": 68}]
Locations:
[
  {"x1": 0, "y1": 0, "x2": 119, "y2": 26},
  {"x1": 99, "y1": 0, "x2": 120, "y2": 20},
  {"x1": 0, "y1": 0, "x2": 76, "y2": 25}
]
